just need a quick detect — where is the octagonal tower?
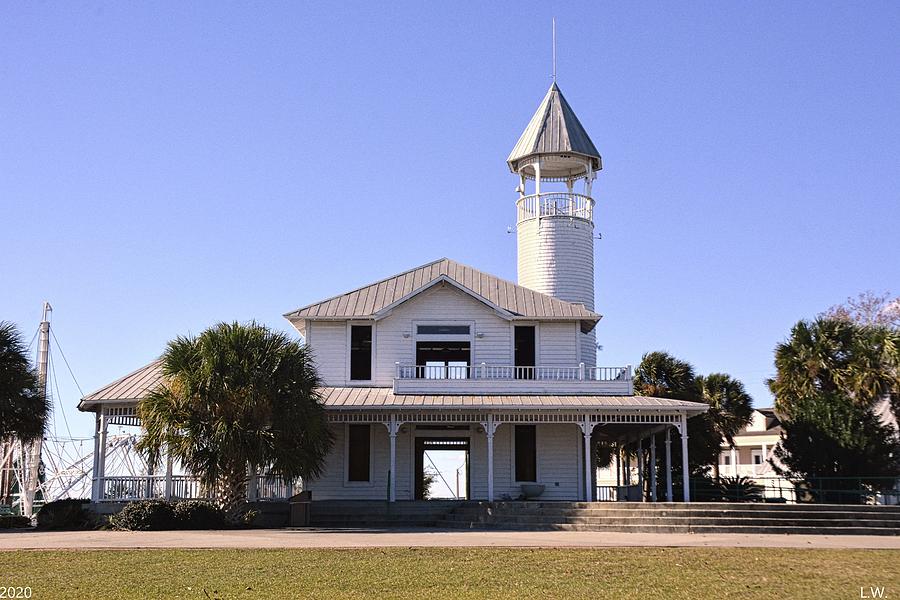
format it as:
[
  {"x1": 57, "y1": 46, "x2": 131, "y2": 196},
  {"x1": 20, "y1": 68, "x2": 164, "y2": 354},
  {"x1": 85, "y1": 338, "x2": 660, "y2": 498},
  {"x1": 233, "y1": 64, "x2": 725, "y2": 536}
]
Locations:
[{"x1": 508, "y1": 82, "x2": 602, "y2": 366}]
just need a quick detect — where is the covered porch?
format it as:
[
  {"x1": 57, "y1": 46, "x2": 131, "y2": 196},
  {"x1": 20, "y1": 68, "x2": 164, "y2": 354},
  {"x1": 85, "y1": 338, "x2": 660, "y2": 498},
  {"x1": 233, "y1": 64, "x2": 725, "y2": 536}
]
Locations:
[
  {"x1": 313, "y1": 387, "x2": 708, "y2": 503},
  {"x1": 88, "y1": 404, "x2": 302, "y2": 503}
]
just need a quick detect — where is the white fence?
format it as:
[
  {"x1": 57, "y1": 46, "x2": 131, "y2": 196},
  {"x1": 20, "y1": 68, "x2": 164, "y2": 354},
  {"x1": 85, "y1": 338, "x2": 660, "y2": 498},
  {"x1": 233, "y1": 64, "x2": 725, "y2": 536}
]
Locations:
[{"x1": 99, "y1": 475, "x2": 300, "y2": 502}]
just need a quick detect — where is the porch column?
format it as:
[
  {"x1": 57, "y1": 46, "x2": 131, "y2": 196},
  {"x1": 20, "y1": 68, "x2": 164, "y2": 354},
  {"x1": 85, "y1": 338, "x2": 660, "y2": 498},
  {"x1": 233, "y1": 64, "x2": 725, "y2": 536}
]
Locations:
[
  {"x1": 90, "y1": 413, "x2": 102, "y2": 502},
  {"x1": 650, "y1": 434, "x2": 657, "y2": 502},
  {"x1": 637, "y1": 436, "x2": 644, "y2": 502},
  {"x1": 581, "y1": 415, "x2": 593, "y2": 502},
  {"x1": 94, "y1": 411, "x2": 108, "y2": 502},
  {"x1": 164, "y1": 451, "x2": 174, "y2": 501},
  {"x1": 680, "y1": 413, "x2": 691, "y2": 502},
  {"x1": 760, "y1": 442, "x2": 768, "y2": 476},
  {"x1": 481, "y1": 415, "x2": 498, "y2": 501},
  {"x1": 625, "y1": 440, "x2": 631, "y2": 486},
  {"x1": 665, "y1": 427, "x2": 673, "y2": 502},
  {"x1": 730, "y1": 446, "x2": 738, "y2": 477},
  {"x1": 615, "y1": 443, "x2": 621, "y2": 487},
  {"x1": 247, "y1": 467, "x2": 259, "y2": 501},
  {"x1": 385, "y1": 415, "x2": 401, "y2": 502}
]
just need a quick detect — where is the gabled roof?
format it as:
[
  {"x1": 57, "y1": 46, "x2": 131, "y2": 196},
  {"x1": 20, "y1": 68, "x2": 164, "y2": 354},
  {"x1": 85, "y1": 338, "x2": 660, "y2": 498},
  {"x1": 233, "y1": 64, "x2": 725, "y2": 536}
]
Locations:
[
  {"x1": 283, "y1": 258, "x2": 601, "y2": 325},
  {"x1": 507, "y1": 82, "x2": 601, "y2": 174},
  {"x1": 78, "y1": 360, "x2": 163, "y2": 410}
]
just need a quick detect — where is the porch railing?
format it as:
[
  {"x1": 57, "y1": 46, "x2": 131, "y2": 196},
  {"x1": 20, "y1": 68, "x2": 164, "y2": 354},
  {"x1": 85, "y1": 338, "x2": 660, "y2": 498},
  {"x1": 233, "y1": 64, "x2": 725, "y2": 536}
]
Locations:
[
  {"x1": 99, "y1": 474, "x2": 300, "y2": 503},
  {"x1": 396, "y1": 363, "x2": 630, "y2": 382}
]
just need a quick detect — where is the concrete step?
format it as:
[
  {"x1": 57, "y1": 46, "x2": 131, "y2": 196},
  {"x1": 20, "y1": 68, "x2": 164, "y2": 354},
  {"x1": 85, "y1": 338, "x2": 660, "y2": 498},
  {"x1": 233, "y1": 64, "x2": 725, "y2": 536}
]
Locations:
[
  {"x1": 446, "y1": 508, "x2": 900, "y2": 521},
  {"x1": 434, "y1": 520, "x2": 900, "y2": 536},
  {"x1": 456, "y1": 501, "x2": 900, "y2": 513},
  {"x1": 440, "y1": 514, "x2": 900, "y2": 528}
]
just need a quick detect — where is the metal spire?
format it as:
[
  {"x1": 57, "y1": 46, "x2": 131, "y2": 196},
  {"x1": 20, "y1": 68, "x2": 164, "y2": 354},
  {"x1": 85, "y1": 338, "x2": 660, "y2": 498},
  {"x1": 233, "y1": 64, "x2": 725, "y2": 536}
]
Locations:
[{"x1": 552, "y1": 17, "x2": 557, "y2": 82}]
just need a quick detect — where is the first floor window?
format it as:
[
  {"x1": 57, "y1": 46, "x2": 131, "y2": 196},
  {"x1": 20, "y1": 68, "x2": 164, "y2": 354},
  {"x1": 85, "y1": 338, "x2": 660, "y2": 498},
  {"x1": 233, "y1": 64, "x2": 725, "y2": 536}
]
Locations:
[
  {"x1": 514, "y1": 425, "x2": 537, "y2": 482},
  {"x1": 347, "y1": 424, "x2": 370, "y2": 482}
]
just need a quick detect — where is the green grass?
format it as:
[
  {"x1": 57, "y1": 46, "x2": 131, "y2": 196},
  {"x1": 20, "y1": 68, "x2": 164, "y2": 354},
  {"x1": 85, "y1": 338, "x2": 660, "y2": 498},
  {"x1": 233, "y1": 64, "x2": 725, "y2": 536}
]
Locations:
[{"x1": 2, "y1": 547, "x2": 898, "y2": 599}]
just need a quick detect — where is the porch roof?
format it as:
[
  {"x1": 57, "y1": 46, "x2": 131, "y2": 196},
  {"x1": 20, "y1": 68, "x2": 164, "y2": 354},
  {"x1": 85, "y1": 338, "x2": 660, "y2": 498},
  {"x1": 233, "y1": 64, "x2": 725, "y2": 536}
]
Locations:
[
  {"x1": 79, "y1": 359, "x2": 163, "y2": 410},
  {"x1": 319, "y1": 387, "x2": 709, "y2": 413},
  {"x1": 79, "y1": 363, "x2": 708, "y2": 415}
]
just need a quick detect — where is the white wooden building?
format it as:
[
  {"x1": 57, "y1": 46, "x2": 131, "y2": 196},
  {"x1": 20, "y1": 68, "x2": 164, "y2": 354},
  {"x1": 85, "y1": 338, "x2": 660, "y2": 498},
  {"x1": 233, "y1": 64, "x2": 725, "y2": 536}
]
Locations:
[{"x1": 79, "y1": 83, "x2": 708, "y2": 503}]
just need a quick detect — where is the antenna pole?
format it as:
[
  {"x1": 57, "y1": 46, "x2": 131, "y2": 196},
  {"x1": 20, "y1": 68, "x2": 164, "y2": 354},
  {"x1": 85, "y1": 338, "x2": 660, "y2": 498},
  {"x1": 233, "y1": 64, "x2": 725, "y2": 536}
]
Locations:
[{"x1": 552, "y1": 17, "x2": 557, "y2": 82}]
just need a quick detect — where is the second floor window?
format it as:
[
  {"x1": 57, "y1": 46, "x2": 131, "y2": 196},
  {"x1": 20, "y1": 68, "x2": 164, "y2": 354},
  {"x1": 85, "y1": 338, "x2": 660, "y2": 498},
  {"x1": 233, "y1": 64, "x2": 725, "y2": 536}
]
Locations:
[{"x1": 350, "y1": 325, "x2": 372, "y2": 380}]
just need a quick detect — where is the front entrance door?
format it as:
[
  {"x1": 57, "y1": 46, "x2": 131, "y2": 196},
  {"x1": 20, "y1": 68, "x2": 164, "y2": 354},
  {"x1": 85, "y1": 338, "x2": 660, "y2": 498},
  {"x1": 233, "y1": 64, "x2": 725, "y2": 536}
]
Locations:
[{"x1": 414, "y1": 437, "x2": 470, "y2": 500}]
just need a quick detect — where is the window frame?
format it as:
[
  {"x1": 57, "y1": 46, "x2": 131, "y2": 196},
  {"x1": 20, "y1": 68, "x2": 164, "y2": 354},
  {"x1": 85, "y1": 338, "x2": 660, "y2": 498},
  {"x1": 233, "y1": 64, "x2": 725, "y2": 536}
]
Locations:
[
  {"x1": 412, "y1": 320, "x2": 475, "y2": 367},
  {"x1": 344, "y1": 423, "x2": 374, "y2": 485},
  {"x1": 512, "y1": 424, "x2": 538, "y2": 484},
  {"x1": 346, "y1": 321, "x2": 375, "y2": 384}
]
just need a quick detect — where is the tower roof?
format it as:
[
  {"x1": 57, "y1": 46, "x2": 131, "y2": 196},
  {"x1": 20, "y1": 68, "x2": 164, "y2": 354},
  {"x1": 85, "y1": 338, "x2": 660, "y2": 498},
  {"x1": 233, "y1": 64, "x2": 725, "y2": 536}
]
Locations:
[{"x1": 507, "y1": 82, "x2": 601, "y2": 178}]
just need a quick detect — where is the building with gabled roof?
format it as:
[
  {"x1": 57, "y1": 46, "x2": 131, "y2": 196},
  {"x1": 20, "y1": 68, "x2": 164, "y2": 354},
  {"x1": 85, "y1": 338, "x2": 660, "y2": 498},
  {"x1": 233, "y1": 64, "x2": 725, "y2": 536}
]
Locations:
[{"x1": 80, "y1": 82, "x2": 708, "y2": 505}]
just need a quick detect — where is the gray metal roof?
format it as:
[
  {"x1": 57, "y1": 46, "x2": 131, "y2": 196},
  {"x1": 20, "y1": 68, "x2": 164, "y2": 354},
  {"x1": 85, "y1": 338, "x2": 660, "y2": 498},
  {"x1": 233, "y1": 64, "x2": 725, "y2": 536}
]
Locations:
[
  {"x1": 320, "y1": 387, "x2": 709, "y2": 412},
  {"x1": 284, "y1": 257, "x2": 601, "y2": 324},
  {"x1": 507, "y1": 83, "x2": 601, "y2": 175},
  {"x1": 79, "y1": 360, "x2": 163, "y2": 409}
]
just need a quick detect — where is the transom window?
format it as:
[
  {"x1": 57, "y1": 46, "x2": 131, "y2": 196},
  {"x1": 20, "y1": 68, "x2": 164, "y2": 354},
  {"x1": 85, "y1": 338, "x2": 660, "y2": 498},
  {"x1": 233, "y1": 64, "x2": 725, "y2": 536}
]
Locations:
[{"x1": 417, "y1": 325, "x2": 470, "y2": 335}]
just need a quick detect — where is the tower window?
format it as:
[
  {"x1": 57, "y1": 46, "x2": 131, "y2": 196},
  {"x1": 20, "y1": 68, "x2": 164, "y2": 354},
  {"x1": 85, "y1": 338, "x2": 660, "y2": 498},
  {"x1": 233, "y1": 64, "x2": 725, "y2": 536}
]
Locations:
[{"x1": 350, "y1": 325, "x2": 372, "y2": 381}]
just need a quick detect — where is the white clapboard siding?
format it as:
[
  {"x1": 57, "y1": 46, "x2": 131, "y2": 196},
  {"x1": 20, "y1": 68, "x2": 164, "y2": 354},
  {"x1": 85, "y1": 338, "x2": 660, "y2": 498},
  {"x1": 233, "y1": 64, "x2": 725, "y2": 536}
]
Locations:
[
  {"x1": 309, "y1": 282, "x2": 596, "y2": 387},
  {"x1": 539, "y1": 321, "x2": 579, "y2": 367},
  {"x1": 306, "y1": 423, "x2": 583, "y2": 501},
  {"x1": 579, "y1": 330, "x2": 597, "y2": 369},
  {"x1": 373, "y1": 283, "x2": 513, "y2": 385},
  {"x1": 307, "y1": 321, "x2": 347, "y2": 386},
  {"x1": 517, "y1": 217, "x2": 594, "y2": 311}
]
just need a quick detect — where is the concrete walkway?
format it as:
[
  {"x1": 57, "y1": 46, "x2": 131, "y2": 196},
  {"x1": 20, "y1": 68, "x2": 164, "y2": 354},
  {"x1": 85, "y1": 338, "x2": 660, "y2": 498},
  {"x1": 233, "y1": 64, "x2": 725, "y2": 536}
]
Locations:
[{"x1": 2, "y1": 528, "x2": 899, "y2": 550}]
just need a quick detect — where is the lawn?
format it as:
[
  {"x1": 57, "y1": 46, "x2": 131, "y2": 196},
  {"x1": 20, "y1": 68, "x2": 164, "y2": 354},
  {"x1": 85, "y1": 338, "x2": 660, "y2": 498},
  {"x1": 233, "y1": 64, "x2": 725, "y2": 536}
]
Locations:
[{"x1": 1, "y1": 547, "x2": 897, "y2": 599}]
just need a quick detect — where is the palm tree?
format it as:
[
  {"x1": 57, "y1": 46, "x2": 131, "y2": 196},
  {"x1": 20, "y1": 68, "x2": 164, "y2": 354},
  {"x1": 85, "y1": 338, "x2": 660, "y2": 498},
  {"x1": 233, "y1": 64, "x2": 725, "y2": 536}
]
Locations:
[
  {"x1": 633, "y1": 351, "x2": 697, "y2": 400},
  {"x1": 767, "y1": 318, "x2": 900, "y2": 500},
  {"x1": 696, "y1": 373, "x2": 753, "y2": 479},
  {"x1": 768, "y1": 318, "x2": 900, "y2": 419},
  {"x1": 634, "y1": 351, "x2": 753, "y2": 487},
  {"x1": 0, "y1": 321, "x2": 49, "y2": 442},
  {"x1": 137, "y1": 322, "x2": 333, "y2": 515}
]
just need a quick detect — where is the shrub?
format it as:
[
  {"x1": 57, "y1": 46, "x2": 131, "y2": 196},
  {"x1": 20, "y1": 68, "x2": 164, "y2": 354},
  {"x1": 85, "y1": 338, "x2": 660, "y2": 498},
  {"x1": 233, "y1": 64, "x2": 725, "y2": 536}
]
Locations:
[
  {"x1": 0, "y1": 515, "x2": 31, "y2": 529},
  {"x1": 109, "y1": 500, "x2": 228, "y2": 531},
  {"x1": 172, "y1": 501, "x2": 226, "y2": 530},
  {"x1": 718, "y1": 476, "x2": 764, "y2": 502},
  {"x1": 109, "y1": 499, "x2": 177, "y2": 531},
  {"x1": 36, "y1": 498, "x2": 92, "y2": 530}
]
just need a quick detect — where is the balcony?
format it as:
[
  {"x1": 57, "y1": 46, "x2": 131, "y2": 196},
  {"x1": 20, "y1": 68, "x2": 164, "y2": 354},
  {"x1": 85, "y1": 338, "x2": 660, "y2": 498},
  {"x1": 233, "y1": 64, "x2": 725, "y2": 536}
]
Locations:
[
  {"x1": 516, "y1": 192, "x2": 594, "y2": 223},
  {"x1": 393, "y1": 363, "x2": 633, "y2": 395}
]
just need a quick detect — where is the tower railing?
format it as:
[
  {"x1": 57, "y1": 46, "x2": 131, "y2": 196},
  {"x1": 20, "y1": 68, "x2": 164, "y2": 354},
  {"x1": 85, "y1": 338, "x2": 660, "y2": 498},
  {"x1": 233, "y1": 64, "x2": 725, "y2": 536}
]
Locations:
[{"x1": 517, "y1": 192, "x2": 593, "y2": 223}]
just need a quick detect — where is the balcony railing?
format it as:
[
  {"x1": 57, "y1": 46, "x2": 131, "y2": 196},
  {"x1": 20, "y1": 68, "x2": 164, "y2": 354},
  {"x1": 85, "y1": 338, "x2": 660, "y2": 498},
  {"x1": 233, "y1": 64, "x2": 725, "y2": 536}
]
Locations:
[
  {"x1": 517, "y1": 192, "x2": 594, "y2": 223},
  {"x1": 393, "y1": 363, "x2": 633, "y2": 395}
]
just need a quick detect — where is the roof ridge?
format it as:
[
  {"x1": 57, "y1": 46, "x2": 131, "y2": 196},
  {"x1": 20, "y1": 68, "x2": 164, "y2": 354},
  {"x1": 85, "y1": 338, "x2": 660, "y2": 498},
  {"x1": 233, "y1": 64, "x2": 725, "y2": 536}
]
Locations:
[
  {"x1": 283, "y1": 257, "x2": 448, "y2": 317},
  {"x1": 285, "y1": 256, "x2": 601, "y2": 322}
]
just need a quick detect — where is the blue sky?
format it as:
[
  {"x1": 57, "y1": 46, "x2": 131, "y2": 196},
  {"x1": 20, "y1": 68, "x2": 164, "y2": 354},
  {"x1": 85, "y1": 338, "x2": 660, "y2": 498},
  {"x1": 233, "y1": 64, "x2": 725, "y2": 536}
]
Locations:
[{"x1": 2, "y1": 2, "x2": 899, "y2": 441}]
